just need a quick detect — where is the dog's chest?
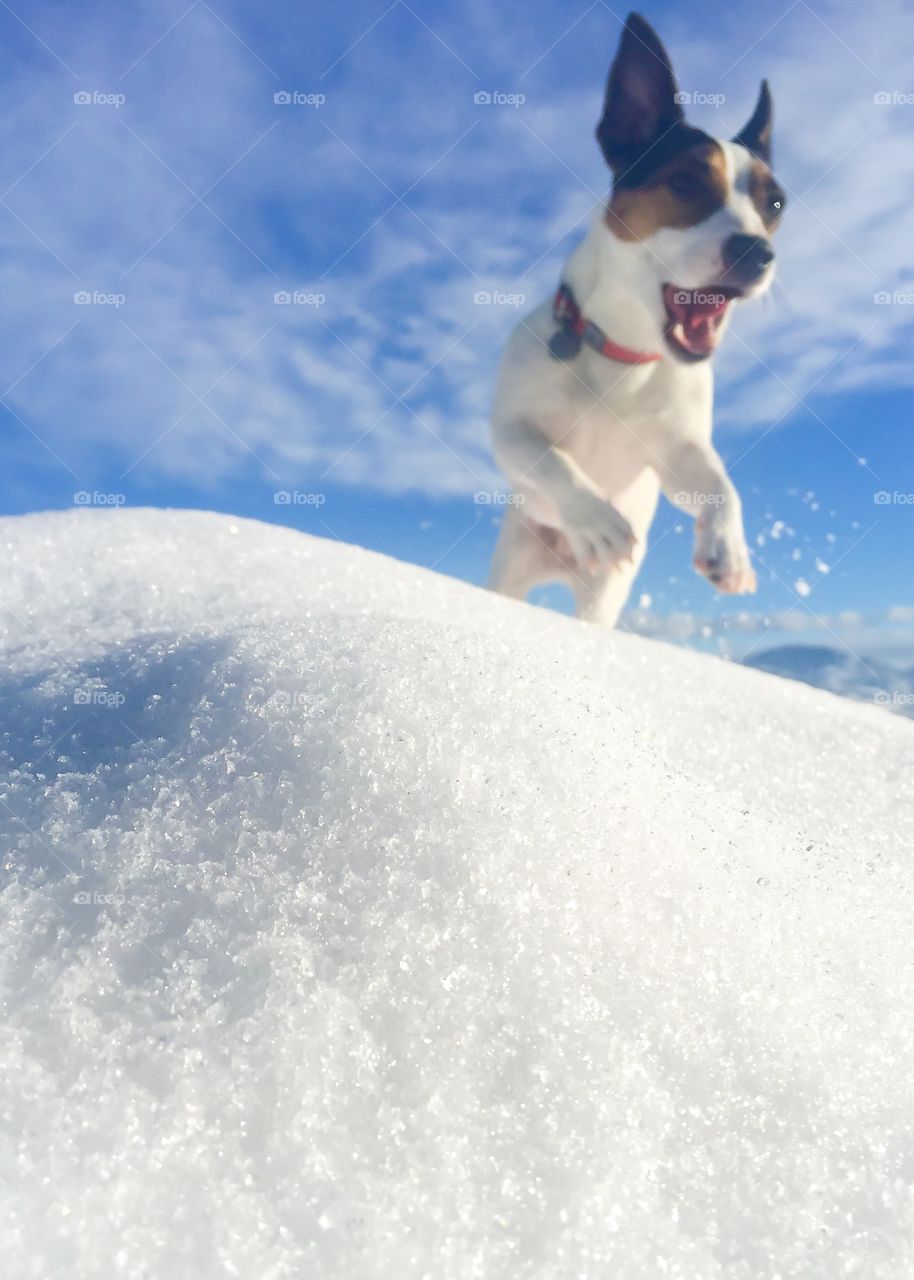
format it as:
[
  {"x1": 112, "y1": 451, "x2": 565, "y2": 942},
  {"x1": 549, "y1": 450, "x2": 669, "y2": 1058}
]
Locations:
[
  {"x1": 557, "y1": 348, "x2": 682, "y2": 433},
  {"x1": 553, "y1": 349, "x2": 706, "y2": 480}
]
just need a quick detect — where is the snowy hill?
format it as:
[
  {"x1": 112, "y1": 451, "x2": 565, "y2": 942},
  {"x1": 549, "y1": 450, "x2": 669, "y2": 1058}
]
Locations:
[
  {"x1": 743, "y1": 643, "x2": 914, "y2": 718},
  {"x1": 3, "y1": 509, "x2": 914, "y2": 1280}
]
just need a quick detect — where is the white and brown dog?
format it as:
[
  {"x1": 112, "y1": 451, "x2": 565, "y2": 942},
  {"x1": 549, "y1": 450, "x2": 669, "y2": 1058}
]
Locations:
[{"x1": 488, "y1": 12, "x2": 785, "y2": 626}]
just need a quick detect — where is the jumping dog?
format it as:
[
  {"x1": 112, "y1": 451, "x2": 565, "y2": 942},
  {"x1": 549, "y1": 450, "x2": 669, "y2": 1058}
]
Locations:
[{"x1": 488, "y1": 12, "x2": 785, "y2": 625}]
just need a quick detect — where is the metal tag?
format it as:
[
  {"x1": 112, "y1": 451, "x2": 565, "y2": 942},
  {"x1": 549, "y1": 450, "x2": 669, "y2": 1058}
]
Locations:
[{"x1": 548, "y1": 327, "x2": 582, "y2": 360}]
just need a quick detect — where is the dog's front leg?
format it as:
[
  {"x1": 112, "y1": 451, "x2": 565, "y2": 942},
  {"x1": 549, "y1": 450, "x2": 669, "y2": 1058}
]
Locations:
[
  {"x1": 494, "y1": 417, "x2": 636, "y2": 568},
  {"x1": 659, "y1": 443, "x2": 756, "y2": 594}
]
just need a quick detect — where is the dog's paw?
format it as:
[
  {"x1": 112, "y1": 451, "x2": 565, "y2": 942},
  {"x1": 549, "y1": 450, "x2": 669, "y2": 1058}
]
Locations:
[
  {"x1": 560, "y1": 488, "x2": 636, "y2": 569},
  {"x1": 693, "y1": 520, "x2": 756, "y2": 594}
]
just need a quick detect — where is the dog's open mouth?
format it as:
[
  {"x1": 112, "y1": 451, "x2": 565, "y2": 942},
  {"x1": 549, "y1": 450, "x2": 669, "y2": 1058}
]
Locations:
[{"x1": 662, "y1": 284, "x2": 743, "y2": 361}]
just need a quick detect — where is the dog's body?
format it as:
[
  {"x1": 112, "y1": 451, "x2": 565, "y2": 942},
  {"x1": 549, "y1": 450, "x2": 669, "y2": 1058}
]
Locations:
[{"x1": 489, "y1": 14, "x2": 785, "y2": 626}]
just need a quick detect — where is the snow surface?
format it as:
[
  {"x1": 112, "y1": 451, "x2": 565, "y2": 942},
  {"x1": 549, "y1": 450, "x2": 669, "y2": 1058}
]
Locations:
[{"x1": 3, "y1": 509, "x2": 914, "y2": 1280}]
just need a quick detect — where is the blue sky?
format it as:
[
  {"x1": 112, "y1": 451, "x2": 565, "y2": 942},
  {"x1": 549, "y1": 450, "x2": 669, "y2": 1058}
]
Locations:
[{"x1": 1, "y1": 0, "x2": 912, "y2": 656}]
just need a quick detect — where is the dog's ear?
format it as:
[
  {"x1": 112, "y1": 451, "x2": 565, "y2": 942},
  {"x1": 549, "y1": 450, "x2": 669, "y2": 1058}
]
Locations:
[
  {"x1": 733, "y1": 80, "x2": 773, "y2": 165},
  {"x1": 596, "y1": 13, "x2": 684, "y2": 171}
]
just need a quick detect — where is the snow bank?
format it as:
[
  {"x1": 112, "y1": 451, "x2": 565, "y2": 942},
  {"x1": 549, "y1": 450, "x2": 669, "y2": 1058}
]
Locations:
[{"x1": 2, "y1": 509, "x2": 914, "y2": 1280}]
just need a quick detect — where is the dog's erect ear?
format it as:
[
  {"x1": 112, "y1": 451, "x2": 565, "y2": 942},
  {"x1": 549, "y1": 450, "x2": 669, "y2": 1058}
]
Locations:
[
  {"x1": 596, "y1": 13, "x2": 684, "y2": 171},
  {"x1": 733, "y1": 80, "x2": 773, "y2": 165}
]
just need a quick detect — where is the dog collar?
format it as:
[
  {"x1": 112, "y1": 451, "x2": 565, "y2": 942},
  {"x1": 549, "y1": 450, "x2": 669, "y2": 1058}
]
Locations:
[{"x1": 548, "y1": 283, "x2": 662, "y2": 365}]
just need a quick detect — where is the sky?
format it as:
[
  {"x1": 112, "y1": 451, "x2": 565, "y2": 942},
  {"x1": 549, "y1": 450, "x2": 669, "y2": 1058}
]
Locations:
[{"x1": 1, "y1": 0, "x2": 912, "y2": 658}]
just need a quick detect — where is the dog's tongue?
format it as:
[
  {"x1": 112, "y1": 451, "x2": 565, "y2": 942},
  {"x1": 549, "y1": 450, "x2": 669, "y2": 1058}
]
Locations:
[{"x1": 663, "y1": 285, "x2": 733, "y2": 356}]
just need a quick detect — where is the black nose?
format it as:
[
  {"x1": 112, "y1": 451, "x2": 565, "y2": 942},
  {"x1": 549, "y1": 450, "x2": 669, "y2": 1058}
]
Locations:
[{"x1": 723, "y1": 233, "x2": 775, "y2": 280}]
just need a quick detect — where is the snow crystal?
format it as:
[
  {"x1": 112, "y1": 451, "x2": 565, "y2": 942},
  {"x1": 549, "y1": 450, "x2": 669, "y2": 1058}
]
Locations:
[{"x1": 2, "y1": 510, "x2": 914, "y2": 1280}]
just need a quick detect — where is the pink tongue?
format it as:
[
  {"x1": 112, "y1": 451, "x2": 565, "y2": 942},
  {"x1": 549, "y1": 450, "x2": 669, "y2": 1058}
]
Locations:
[
  {"x1": 684, "y1": 312, "x2": 716, "y2": 345},
  {"x1": 680, "y1": 294, "x2": 730, "y2": 349},
  {"x1": 663, "y1": 286, "x2": 733, "y2": 353}
]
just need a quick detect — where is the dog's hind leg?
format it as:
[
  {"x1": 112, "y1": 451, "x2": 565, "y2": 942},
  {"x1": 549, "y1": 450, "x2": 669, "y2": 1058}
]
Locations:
[
  {"x1": 488, "y1": 506, "x2": 573, "y2": 601},
  {"x1": 573, "y1": 562, "x2": 639, "y2": 628}
]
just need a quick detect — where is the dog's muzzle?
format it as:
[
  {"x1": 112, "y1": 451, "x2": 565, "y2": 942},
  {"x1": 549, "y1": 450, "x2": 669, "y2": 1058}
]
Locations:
[{"x1": 722, "y1": 234, "x2": 775, "y2": 284}]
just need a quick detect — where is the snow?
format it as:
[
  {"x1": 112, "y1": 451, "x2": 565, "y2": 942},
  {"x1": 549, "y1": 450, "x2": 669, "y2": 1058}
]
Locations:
[{"x1": 2, "y1": 508, "x2": 914, "y2": 1280}]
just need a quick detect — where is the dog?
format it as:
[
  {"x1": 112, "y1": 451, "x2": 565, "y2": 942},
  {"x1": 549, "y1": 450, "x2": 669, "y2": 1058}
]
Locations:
[{"x1": 488, "y1": 12, "x2": 785, "y2": 626}]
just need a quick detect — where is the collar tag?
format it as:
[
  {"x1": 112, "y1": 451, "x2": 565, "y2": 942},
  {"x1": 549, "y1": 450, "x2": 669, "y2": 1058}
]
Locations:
[{"x1": 547, "y1": 327, "x2": 582, "y2": 360}]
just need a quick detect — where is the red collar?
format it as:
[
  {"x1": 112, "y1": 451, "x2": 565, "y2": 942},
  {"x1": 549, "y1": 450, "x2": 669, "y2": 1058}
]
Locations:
[{"x1": 549, "y1": 283, "x2": 662, "y2": 366}]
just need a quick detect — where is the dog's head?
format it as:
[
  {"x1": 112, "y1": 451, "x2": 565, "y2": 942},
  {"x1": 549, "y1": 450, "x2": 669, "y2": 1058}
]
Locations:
[{"x1": 597, "y1": 13, "x2": 785, "y2": 362}]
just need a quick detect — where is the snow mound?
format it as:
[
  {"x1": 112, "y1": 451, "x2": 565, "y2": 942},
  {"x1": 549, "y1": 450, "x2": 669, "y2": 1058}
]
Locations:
[{"x1": 3, "y1": 509, "x2": 914, "y2": 1280}]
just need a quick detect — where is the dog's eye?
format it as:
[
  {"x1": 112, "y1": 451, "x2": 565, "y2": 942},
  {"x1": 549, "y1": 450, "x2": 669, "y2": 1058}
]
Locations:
[{"x1": 768, "y1": 189, "x2": 786, "y2": 216}]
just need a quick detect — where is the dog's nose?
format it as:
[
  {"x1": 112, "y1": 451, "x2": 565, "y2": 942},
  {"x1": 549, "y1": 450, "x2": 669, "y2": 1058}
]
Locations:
[{"x1": 722, "y1": 233, "x2": 775, "y2": 280}]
